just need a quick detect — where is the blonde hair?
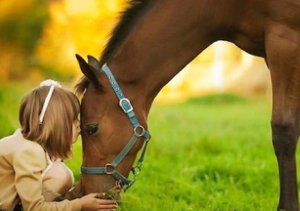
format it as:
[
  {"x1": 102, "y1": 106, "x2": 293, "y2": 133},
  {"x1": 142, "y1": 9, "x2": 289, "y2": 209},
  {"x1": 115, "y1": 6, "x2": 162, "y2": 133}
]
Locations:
[{"x1": 19, "y1": 86, "x2": 80, "y2": 160}]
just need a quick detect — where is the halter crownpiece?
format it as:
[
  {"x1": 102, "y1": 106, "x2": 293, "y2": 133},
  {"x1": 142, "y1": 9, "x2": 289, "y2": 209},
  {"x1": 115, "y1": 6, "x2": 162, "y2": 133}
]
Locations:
[{"x1": 39, "y1": 79, "x2": 62, "y2": 124}]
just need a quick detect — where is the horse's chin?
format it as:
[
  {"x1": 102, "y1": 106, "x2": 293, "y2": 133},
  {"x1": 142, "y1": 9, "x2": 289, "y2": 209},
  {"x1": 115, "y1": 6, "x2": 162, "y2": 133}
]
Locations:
[
  {"x1": 99, "y1": 181, "x2": 122, "y2": 202},
  {"x1": 81, "y1": 175, "x2": 122, "y2": 202}
]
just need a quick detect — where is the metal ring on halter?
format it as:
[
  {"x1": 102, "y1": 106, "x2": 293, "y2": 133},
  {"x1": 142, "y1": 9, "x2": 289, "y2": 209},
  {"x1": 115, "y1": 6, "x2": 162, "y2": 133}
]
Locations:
[
  {"x1": 134, "y1": 125, "x2": 146, "y2": 137},
  {"x1": 105, "y1": 163, "x2": 115, "y2": 174}
]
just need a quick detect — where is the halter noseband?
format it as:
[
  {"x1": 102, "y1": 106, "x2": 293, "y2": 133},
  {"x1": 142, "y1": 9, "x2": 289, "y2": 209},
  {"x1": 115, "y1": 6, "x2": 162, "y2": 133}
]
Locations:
[{"x1": 81, "y1": 64, "x2": 151, "y2": 191}]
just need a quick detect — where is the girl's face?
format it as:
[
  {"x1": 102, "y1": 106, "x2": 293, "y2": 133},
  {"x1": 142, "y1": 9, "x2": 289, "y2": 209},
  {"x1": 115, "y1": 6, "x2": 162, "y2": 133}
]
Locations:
[{"x1": 72, "y1": 118, "x2": 81, "y2": 143}]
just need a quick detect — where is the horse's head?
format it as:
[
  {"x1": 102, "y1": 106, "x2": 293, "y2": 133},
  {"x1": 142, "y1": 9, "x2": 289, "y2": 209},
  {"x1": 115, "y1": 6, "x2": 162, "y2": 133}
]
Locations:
[{"x1": 75, "y1": 54, "x2": 151, "y2": 200}]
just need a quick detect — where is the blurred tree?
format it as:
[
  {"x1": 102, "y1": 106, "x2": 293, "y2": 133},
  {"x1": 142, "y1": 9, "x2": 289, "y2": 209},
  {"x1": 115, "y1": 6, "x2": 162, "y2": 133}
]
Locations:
[
  {"x1": 0, "y1": 0, "x2": 269, "y2": 99},
  {"x1": 35, "y1": 0, "x2": 125, "y2": 81},
  {"x1": 0, "y1": 0, "x2": 49, "y2": 82}
]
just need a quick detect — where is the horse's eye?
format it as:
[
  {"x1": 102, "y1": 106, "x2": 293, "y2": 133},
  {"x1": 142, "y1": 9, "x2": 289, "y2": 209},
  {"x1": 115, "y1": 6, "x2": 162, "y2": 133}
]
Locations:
[{"x1": 84, "y1": 123, "x2": 99, "y2": 135}]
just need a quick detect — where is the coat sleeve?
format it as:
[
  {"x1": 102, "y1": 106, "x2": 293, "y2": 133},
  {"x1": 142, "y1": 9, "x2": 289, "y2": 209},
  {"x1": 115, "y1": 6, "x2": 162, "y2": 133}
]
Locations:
[{"x1": 14, "y1": 146, "x2": 82, "y2": 211}]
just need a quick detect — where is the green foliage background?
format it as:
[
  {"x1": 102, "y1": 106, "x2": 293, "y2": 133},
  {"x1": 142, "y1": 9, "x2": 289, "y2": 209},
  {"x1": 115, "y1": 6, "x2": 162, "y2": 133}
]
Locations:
[
  {"x1": 0, "y1": 0, "x2": 51, "y2": 81},
  {"x1": 0, "y1": 1, "x2": 48, "y2": 54}
]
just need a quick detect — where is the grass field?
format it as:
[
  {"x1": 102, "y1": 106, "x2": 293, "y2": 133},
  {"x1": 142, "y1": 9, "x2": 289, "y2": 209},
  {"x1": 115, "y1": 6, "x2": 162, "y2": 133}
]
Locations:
[{"x1": 0, "y1": 83, "x2": 294, "y2": 210}]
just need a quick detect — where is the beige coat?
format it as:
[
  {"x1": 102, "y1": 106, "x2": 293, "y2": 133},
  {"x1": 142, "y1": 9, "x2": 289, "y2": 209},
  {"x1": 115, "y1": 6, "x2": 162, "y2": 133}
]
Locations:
[{"x1": 0, "y1": 129, "x2": 82, "y2": 211}]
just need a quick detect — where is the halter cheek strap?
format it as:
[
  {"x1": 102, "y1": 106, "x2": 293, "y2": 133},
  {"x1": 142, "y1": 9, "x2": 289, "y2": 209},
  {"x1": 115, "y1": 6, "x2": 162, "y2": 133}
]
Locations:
[
  {"x1": 81, "y1": 64, "x2": 151, "y2": 191},
  {"x1": 39, "y1": 79, "x2": 62, "y2": 124}
]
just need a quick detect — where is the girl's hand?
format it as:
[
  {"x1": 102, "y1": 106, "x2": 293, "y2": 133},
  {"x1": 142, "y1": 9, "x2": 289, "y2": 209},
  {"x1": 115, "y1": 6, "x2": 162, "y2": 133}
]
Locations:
[{"x1": 79, "y1": 193, "x2": 118, "y2": 211}]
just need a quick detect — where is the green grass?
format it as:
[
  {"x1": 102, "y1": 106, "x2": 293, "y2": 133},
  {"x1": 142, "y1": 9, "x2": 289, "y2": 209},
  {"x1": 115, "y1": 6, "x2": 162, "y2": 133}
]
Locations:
[
  {"x1": 0, "y1": 83, "x2": 288, "y2": 210},
  {"x1": 118, "y1": 95, "x2": 277, "y2": 211}
]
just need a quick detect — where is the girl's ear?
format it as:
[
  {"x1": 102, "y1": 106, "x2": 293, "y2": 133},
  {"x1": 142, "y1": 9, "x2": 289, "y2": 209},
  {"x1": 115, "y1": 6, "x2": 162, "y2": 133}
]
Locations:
[{"x1": 75, "y1": 54, "x2": 101, "y2": 86}]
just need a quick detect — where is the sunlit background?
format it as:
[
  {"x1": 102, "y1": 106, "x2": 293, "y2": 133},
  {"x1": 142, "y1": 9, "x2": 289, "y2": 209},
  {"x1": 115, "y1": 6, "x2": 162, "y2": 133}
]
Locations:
[{"x1": 0, "y1": 0, "x2": 271, "y2": 103}]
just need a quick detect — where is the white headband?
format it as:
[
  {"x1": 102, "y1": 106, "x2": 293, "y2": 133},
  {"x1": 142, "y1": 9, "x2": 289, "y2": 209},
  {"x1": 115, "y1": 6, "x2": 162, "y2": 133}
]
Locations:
[{"x1": 39, "y1": 79, "x2": 62, "y2": 124}]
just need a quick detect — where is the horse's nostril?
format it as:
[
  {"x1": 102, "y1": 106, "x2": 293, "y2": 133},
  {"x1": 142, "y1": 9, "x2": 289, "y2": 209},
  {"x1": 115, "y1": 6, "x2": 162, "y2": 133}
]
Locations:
[{"x1": 84, "y1": 123, "x2": 98, "y2": 135}]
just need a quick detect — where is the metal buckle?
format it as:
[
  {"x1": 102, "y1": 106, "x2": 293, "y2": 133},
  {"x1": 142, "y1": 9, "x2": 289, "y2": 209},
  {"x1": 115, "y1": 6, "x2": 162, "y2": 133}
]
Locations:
[
  {"x1": 105, "y1": 163, "x2": 115, "y2": 175},
  {"x1": 119, "y1": 98, "x2": 133, "y2": 113},
  {"x1": 134, "y1": 125, "x2": 146, "y2": 137}
]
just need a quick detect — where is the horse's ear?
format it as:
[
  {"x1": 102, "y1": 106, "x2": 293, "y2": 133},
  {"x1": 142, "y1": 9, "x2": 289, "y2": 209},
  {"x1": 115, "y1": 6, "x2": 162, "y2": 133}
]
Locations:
[
  {"x1": 75, "y1": 54, "x2": 100, "y2": 86},
  {"x1": 87, "y1": 55, "x2": 101, "y2": 70}
]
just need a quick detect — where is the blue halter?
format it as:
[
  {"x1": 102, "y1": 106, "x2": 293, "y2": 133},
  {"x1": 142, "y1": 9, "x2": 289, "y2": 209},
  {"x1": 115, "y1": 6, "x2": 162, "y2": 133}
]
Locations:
[{"x1": 81, "y1": 64, "x2": 151, "y2": 191}]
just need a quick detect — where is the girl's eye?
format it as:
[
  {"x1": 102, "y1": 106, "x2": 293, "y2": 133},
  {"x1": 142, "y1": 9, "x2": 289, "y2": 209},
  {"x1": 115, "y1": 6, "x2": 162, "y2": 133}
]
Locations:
[{"x1": 84, "y1": 123, "x2": 99, "y2": 135}]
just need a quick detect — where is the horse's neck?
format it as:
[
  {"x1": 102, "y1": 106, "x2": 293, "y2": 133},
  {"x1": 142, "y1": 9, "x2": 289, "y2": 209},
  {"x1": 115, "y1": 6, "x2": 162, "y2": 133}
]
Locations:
[{"x1": 109, "y1": 0, "x2": 248, "y2": 103}]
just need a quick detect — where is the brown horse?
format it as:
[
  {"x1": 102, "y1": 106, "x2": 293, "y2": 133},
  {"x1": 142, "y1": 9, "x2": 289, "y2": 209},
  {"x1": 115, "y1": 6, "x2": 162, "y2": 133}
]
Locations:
[{"x1": 71, "y1": 0, "x2": 300, "y2": 210}]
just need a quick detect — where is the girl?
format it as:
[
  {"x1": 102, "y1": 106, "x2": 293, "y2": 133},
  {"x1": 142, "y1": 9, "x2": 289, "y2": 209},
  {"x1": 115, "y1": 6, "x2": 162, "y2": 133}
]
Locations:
[{"x1": 0, "y1": 80, "x2": 117, "y2": 211}]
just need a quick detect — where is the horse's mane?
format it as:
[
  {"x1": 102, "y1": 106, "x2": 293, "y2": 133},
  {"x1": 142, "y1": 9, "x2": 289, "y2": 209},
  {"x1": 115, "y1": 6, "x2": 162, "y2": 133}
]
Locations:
[{"x1": 75, "y1": 0, "x2": 153, "y2": 94}]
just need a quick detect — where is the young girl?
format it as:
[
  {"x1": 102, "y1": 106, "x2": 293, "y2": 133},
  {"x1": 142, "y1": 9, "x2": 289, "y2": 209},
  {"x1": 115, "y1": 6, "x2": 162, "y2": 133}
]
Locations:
[{"x1": 0, "y1": 80, "x2": 117, "y2": 211}]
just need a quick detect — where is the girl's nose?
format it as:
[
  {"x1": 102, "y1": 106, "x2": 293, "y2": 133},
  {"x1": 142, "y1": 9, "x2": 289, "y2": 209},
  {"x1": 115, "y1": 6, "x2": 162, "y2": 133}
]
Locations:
[
  {"x1": 78, "y1": 126, "x2": 81, "y2": 134},
  {"x1": 77, "y1": 122, "x2": 81, "y2": 134}
]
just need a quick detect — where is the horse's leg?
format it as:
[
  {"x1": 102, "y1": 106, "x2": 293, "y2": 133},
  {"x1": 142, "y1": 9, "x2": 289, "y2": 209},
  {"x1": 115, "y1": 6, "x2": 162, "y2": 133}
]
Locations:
[{"x1": 266, "y1": 27, "x2": 300, "y2": 211}]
